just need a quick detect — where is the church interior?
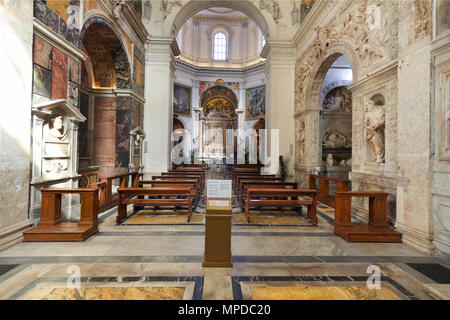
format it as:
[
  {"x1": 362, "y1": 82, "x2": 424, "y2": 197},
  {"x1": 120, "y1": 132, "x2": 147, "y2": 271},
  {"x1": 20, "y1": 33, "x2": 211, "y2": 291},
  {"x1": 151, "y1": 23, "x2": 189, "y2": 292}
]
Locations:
[{"x1": 0, "y1": 0, "x2": 449, "y2": 302}]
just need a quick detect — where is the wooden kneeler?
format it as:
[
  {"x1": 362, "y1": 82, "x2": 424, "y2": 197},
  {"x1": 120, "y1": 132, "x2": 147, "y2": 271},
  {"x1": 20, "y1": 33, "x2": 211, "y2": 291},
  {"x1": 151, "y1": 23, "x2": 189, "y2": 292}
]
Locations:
[
  {"x1": 334, "y1": 191, "x2": 402, "y2": 242},
  {"x1": 23, "y1": 188, "x2": 99, "y2": 242}
]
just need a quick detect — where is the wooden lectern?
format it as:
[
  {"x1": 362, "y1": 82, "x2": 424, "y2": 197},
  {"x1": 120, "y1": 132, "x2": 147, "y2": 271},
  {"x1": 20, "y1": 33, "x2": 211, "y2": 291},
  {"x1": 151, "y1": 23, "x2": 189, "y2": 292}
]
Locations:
[{"x1": 202, "y1": 198, "x2": 233, "y2": 267}]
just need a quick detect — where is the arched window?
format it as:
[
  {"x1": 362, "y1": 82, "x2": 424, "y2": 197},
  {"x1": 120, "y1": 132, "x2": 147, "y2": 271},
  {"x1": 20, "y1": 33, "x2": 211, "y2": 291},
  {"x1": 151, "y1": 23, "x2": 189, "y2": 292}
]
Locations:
[{"x1": 213, "y1": 32, "x2": 227, "y2": 61}]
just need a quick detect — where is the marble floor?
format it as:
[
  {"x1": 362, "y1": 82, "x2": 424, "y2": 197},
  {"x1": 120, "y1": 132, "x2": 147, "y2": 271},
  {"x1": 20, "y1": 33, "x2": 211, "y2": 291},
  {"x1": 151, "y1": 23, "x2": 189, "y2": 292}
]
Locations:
[{"x1": 0, "y1": 199, "x2": 449, "y2": 300}]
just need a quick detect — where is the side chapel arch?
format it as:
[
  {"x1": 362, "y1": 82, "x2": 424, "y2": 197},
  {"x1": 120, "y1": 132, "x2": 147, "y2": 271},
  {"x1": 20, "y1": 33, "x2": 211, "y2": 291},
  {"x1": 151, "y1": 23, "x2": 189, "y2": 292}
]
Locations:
[{"x1": 78, "y1": 15, "x2": 134, "y2": 177}]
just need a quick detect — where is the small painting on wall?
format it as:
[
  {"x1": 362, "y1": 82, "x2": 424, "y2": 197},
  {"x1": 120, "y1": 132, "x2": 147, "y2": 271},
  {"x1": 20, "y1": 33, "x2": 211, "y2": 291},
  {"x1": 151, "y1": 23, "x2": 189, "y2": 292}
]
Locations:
[
  {"x1": 245, "y1": 85, "x2": 265, "y2": 120},
  {"x1": 173, "y1": 83, "x2": 192, "y2": 118}
]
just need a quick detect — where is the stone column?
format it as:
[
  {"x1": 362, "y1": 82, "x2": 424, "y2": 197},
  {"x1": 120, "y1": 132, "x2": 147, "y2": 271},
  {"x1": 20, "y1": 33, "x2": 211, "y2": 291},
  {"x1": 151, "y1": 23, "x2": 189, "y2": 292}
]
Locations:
[
  {"x1": 143, "y1": 37, "x2": 179, "y2": 175},
  {"x1": 262, "y1": 42, "x2": 296, "y2": 175}
]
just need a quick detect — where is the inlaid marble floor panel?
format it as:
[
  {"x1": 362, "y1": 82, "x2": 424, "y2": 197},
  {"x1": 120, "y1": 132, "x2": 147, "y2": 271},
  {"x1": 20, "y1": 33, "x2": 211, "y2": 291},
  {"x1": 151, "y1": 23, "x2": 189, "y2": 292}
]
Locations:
[{"x1": 247, "y1": 285, "x2": 401, "y2": 300}]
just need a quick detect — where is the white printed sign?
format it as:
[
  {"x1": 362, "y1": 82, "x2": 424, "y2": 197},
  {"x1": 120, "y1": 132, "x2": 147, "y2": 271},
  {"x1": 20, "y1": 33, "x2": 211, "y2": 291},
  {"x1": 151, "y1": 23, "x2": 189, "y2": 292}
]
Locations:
[
  {"x1": 207, "y1": 180, "x2": 232, "y2": 199},
  {"x1": 209, "y1": 200, "x2": 230, "y2": 207}
]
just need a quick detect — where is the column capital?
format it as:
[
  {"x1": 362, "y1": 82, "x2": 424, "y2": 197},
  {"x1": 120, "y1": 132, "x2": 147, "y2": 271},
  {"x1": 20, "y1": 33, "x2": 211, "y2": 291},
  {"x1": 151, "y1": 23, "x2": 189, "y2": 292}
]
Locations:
[{"x1": 261, "y1": 41, "x2": 295, "y2": 59}]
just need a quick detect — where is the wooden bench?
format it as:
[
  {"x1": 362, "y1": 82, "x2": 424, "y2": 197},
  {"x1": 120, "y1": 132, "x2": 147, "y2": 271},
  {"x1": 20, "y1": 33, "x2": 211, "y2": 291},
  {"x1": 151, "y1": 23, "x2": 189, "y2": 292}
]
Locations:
[
  {"x1": 159, "y1": 173, "x2": 204, "y2": 191},
  {"x1": 235, "y1": 175, "x2": 280, "y2": 195},
  {"x1": 23, "y1": 188, "x2": 99, "y2": 242},
  {"x1": 309, "y1": 174, "x2": 349, "y2": 207},
  {"x1": 169, "y1": 169, "x2": 205, "y2": 184},
  {"x1": 92, "y1": 171, "x2": 140, "y2": 213},
  {"x1": 235, "y1": 164, "x2": 263, "y2": 168},
  {"x1": 239, "y1": 181, "x2": 298, "y2": 208},
  {"x1": 334, "y1": 191, "x2": 402, "y2": 242},
  {"x1": 245, "y1": 189, "x2": 318, "y2": 224},
  {"x1": 117, "y1": 187, "x2": 193, "y2": 224},
  {"x1": 232, "y1": 170, "x2": 264, "y2": 189},
  {"x1": 139, "y1": 180, "x2": 199, "y2": 205}
]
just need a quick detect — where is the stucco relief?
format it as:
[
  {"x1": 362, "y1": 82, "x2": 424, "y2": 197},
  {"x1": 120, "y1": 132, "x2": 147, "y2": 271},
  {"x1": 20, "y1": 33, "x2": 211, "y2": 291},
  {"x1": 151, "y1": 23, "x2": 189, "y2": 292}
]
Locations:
[
  {"x1": 322, "y1": 128, "x2": 351, "y2": 148},
  {"x1": 295, "y1": 1, "x2": 389, "y2": 108},
  {"x1": 351, "y1": 95, "x2": 364, "y2": 167},
  {"x1": 113, "y1": 0, "x2": 126, "y2": 19},
  {"x1": 322, "y1": 86, "x2": 352, "y2": 112},
  {"x1": 259, "y1": 0, "x2": 283, "y2": 24},
  {"x1": 385, "y1": 81, "x2": 398, "y2": 173},
  {"x1": 413, "y1": 0, "x2": 431, "y2": 41},
  {"x1": 161, "y1": 0, "x2": 183, "y2": 20}
]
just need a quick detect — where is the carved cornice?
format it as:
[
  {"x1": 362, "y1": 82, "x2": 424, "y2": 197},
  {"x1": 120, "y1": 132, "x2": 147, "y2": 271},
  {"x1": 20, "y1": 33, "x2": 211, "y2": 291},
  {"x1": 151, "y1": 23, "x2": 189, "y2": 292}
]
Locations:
[
  {"x1": 293, "y1": 107, "x2": 322, "y2": 118},
  {"x1": 348, "y1": 60, "x2": 398, "y2": 92},
  {"x1": 174, "y1": 58, "x2": 266, "y2": 76},
  {"x1": 192, "y1": 15, "x2": 250, "y2": 25}
]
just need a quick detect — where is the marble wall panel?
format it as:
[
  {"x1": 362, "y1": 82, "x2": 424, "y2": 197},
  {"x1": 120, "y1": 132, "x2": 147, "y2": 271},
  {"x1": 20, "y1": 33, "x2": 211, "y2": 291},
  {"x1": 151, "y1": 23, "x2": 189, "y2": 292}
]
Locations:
[
  {"x1": 81, "y1": 63, "x2": 89, "y2": 89},
  {"x1": 116, "y1": 96, "x2": 131, "y2": 111},
  {"x1": 133, "y1": 46, "x2": 145, "y2": 97},
  {"x1": 33, "y1": 64, "x2": 52, "y2": 98},
  {"x1": 94, "y1": 97, "x2": 116, "y2": 174},
  {"x1": 78, "y1": 92, "x2": 89, "y2": 157},
  {"x1": 115, "y1": 97, "x2": 133, "y2": 168},
  {"x1": 116, "y1": 112, "x2": 131, "y2": 149},
  {"x1": 131, "y1": 99, "x2": 143, "y2": 129},
  {"x1": 33, "y1": 36, "x2": 52, "y2": 69},
  {"x1": 51, "y1": 47, "x2": 68, "y2": 99},
  {"x1": 68, "y1": 57, "x2": 80, "y2": 84}
]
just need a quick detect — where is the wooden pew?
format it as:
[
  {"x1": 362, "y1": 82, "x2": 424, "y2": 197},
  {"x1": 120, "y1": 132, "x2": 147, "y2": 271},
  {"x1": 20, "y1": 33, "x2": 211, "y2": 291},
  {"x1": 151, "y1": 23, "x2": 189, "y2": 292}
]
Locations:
[
  {"x1": 169, "y1": 168, "x2": 205, "y2": 184},
  {"x1": 235, "y1": 164, "x2": 263, "y2": 168},
  {"x1": 139, "y1": 179, "x2": 199, "y2": 205},
  {"x1": 235, "y1": 175, "x2": 279, "y2": 195},
  {"x1": 238, "y1": 180, "x2": 298, "y2": 208},
  {"x1": 308, "y1": 174, "x2": 349, "y2": 207},
  {"x1": 117, "y1": 187, "x2": 193, "y2": 224},
  {"x1": 239, "y1": 181, "x2": 298, "y2": 208},
  {"x1": 334, "y1": 191, "x2": 402, "y2": 242},
  {"x1": 160, "y1": 173, "x2": 204, "y2": 191},
  {"x1": 245, "y1": 189, "x2": 318, "y2": 224},
  {"x1": 92, "y1": 171, "x2": 140, "y2": 213},
  {"x1": 232, "y1": 170, "x2": 263, "y2": 189},
  {"x1": 23, "y1": 188, "x2": 99, "y2": 242}
]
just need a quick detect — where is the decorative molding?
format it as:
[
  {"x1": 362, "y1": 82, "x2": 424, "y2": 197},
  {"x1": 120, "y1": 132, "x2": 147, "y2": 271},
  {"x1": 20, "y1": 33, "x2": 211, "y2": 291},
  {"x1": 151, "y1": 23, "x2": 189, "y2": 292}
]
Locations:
[
  {"x1": 123, "y1": 1, "x2": 150, "y2": 44},
  {"x1": 174, "y1": 58, "x2": 266, "y2": 76},
  {"x1": 348, "y1": 60, "x2": 398, "y2": 92}
]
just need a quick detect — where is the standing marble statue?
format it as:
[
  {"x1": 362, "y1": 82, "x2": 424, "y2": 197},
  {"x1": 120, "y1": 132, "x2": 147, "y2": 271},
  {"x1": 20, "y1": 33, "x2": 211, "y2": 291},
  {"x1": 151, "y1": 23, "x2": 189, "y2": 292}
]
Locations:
[
  {"x1": 325, "y1": 153, "x2": 334, "y2": 167},
  {"x1": 364, "y1": 100, "x2": 385, "y2": 164}
]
